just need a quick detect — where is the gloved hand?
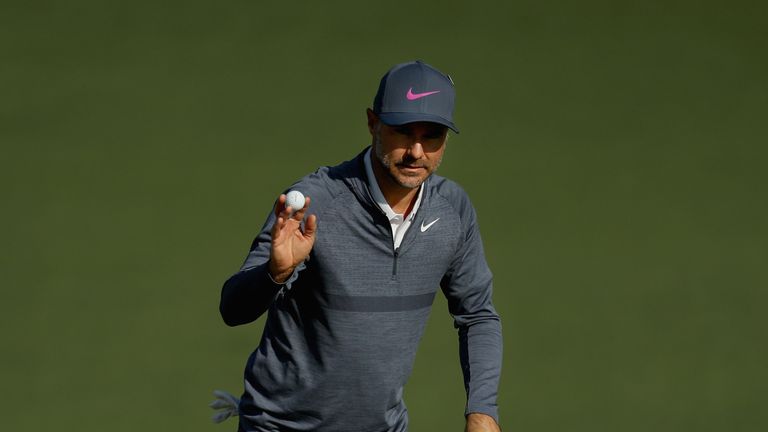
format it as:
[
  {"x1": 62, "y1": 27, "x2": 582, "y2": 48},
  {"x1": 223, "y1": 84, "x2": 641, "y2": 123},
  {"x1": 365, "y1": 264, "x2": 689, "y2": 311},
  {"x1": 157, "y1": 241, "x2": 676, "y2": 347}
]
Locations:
[{"x1": 209, "y1": 390, "x2": 240, "y2": 424}]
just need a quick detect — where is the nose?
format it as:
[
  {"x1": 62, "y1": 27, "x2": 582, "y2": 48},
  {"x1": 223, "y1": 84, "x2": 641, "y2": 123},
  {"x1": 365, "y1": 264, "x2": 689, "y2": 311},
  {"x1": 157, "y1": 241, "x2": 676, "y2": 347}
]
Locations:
[{"x1": 407, "y1": 141, "x2": 425, "y2": 159}]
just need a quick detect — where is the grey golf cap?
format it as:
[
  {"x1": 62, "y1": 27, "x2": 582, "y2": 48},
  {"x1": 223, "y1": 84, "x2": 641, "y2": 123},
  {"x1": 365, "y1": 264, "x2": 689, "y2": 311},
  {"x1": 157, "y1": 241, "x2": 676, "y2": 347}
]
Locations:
[{"x1": 373, "y1": 60, "x2": 459, "y2": 133}]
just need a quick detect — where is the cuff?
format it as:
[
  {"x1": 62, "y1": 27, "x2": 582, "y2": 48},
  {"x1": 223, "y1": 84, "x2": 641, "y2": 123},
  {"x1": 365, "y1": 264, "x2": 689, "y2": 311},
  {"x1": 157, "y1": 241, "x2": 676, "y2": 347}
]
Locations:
[{"x1": 266, "y1": 260, "x2": 305, "y2": 289}]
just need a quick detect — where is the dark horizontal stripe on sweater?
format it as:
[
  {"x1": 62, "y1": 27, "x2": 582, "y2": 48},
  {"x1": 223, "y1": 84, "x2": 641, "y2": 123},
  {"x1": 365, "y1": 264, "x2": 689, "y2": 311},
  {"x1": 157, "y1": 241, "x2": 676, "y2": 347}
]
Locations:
[{"x1": 321, "y1": 292, "x2": 436, "y2": 312}]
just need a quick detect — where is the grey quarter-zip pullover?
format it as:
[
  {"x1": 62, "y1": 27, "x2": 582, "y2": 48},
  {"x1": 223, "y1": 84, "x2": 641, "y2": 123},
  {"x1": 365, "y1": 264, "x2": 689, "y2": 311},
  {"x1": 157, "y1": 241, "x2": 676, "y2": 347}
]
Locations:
[{"x1": 220, "y1": 147, "x2": 502, "y2": 432}]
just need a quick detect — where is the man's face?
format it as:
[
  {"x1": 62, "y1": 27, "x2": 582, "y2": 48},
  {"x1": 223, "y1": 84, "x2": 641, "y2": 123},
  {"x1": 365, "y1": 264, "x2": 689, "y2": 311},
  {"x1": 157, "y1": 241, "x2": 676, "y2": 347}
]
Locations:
[{"x1": 368, "y1": 110, "x2": 448, "y2": 190}]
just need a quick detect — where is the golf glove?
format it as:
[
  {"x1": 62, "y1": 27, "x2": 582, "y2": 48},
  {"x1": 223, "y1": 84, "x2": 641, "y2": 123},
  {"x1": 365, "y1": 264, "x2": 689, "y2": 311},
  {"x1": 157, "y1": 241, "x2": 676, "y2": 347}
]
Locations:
[{"x1": 209, "y1": 390, "x2": 240, "y2": 423}]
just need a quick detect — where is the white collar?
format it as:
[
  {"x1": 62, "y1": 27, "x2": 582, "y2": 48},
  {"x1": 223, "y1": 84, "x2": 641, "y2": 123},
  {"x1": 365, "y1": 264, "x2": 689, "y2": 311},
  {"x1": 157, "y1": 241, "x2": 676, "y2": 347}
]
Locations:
[{"x1": 363, "y1": 147, "x2": 423, "y2": 222}]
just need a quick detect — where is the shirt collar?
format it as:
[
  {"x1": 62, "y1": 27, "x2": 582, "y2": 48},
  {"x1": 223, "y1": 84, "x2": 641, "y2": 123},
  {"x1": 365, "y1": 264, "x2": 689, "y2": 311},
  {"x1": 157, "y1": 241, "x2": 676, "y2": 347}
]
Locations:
[{"x1": 364, "y1": 147, "x2": 423, "y2": 221}]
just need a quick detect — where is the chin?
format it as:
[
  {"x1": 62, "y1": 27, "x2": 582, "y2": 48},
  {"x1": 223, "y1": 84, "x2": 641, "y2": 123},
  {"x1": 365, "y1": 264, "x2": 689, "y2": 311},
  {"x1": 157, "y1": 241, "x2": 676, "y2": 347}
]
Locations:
[{"x1": 393, "y1": 175, "x2": 426, "y2": 189}]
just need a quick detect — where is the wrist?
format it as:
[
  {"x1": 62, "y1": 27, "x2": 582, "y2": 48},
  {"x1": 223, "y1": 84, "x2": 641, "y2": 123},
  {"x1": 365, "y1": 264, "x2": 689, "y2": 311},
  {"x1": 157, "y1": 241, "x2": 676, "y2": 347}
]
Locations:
[
  {"x1": 268, "y1": 262, "x2": 294, "y2": 284},
  {"x1": 465, "y1": 413, "x2": 500, "y2": 432}
]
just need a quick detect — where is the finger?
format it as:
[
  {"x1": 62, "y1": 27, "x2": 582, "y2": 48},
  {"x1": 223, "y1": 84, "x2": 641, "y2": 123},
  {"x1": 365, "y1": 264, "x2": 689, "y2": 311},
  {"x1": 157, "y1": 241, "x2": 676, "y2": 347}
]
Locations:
[
  {"x1": 213, "y1": 389, "x2": 236, "y2": 397},
  {"x1": 278, "y1": 204, "x2": 295, "y2": 220},
  {"x1": 209, "y1": 399, "x2": 231, "y2": 409},
  {"x1": 213, "y1": 390, "x2": 240, "y2": 405},
  {"x1": 275, "y1": 203, "x2": 296, "y2": 230},
  {"x1": 272, "y1": 215, "x2": 284, "y2": 232},
  {"x1": 273, "y1": 194, "x2": 287, "y2": 217},
  {"x1": 212, "y1": 410, "x2": 232, "y2": 423},
  {"x1": 290, "y1": 195, "x2": 311, "y2": 221},
  {"x1": 303, "y1": 214, "x2": 318, "y2": 239},
  {"x1": 271, "y1": 216, "x2": 286, "y2": 240}
]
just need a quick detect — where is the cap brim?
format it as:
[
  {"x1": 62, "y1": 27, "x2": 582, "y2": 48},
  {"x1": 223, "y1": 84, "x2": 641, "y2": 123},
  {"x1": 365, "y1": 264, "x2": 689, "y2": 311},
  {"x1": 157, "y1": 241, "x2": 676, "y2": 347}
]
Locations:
[{"x1": 378, "y1": 112, "x2": 459, "y2": 134}]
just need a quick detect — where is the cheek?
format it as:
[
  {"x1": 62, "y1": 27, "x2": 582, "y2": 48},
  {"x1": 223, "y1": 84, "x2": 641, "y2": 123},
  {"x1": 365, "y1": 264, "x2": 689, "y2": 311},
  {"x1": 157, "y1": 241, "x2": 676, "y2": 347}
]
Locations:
[
  {"x1": 386, "y1": 147, "x2": 408, "y2": 162},
  {"x1": 427, "y1": 148, "x2": 445, "y2": 164}
]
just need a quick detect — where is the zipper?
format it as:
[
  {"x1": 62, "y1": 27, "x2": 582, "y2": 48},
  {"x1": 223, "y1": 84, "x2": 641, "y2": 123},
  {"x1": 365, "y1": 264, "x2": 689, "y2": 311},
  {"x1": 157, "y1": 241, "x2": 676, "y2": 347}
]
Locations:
[
  {"x1": 369, "y1": 202, "x2": 400, "y2": 280},
  {"x1": 392, "y1": 247, "x2": 399, "y2": 279}
]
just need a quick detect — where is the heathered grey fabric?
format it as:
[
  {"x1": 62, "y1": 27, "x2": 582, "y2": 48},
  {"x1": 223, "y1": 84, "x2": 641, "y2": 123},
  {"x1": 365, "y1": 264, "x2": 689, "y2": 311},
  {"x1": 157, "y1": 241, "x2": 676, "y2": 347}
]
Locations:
[{"x1": 220, "y1": 148, "x2": 502, "y2": 431}]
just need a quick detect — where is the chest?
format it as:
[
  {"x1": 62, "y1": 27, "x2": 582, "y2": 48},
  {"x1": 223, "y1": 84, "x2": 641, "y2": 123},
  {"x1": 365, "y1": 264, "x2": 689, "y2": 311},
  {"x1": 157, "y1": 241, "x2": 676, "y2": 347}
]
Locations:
[{"x1": 311, "y1": 200, "x2": 461, "y2": 296}]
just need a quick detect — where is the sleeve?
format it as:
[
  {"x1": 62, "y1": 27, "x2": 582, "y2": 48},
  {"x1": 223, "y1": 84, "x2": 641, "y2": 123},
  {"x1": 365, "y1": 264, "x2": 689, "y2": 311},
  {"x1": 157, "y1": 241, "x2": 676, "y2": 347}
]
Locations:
[
  {"x1": 219, "y1": 208, "x2": 304, "y2": 327},
  {"x1": 440, "y1": 205, "x2": 503, "y2": 423}
]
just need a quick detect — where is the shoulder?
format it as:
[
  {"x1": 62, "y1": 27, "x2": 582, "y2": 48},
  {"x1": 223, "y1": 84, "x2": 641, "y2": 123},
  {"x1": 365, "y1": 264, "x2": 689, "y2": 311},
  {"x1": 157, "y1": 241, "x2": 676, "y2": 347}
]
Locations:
[
  {"x1": 426, "y1": 174, "x2": 478, "y2": 230},
  {"x1": 428, "y1": 174, "x2": 475, "y2": 215},
  {"x1": 283, "y1": 152, "x2": 364, "y2": 211}
]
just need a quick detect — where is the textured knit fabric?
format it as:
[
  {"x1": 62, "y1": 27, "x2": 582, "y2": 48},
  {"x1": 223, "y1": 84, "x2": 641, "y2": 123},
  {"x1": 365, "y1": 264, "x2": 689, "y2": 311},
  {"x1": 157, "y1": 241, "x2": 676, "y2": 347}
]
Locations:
[{"x1": 220, "y1": 147, "x2": 502, "y2": 432}]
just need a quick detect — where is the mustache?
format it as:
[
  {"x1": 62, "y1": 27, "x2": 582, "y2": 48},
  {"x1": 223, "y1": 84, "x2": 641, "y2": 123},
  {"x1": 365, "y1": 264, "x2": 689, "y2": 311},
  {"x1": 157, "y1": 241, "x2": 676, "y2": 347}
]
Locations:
[{"x1": 396, "y1": 156, "x2": 426, "y2": 168}]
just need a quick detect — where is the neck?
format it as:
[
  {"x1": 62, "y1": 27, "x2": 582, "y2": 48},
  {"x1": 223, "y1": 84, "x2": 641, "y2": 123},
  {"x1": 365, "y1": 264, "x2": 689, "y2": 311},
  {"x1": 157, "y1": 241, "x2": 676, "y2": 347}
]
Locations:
[{"x1": 369, "y1": 151, "x2": 420, "y2": 216}]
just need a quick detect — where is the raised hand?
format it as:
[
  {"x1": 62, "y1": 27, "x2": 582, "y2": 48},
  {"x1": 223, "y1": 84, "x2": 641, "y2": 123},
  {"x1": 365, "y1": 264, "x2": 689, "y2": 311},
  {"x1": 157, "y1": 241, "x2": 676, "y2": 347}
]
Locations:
[{"x1": 268, "y1": 193, "x2": 318, "y2": 283}]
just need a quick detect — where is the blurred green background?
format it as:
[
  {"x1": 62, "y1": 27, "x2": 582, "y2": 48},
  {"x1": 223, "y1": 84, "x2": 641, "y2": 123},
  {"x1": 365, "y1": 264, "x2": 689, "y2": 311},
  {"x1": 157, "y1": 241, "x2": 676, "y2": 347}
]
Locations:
[{"x1": 2, "y1": 0, "x2": 766, "y2": 430}]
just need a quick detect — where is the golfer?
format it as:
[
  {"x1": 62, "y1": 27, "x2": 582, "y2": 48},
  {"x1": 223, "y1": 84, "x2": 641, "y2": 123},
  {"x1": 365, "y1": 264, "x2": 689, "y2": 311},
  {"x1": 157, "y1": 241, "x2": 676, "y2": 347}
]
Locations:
[{"x1": 220, "y1": 60, "x2": 503, "y2": 431}]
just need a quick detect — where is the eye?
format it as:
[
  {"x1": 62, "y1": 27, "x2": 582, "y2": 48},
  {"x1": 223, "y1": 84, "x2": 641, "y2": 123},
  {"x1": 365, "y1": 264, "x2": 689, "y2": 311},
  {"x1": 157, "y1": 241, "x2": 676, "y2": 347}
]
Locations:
[
  {"x1": 394, "y1": 126, "x2": 412, "y2": 136},
  {"x1": 423, "y1": 132, "x2": 444, "y2": 140},
  {"x1": 423, "y1": 128, "x2": 447, "y2": 140}
]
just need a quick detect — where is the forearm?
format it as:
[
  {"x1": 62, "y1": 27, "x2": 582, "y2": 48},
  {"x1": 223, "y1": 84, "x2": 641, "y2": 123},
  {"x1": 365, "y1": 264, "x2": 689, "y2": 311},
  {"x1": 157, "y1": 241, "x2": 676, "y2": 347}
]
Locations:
[
  {"x1": 459, "y1": 315, "x2": 503, "y2": 422},
  {"x1": 219, "y1": 263, "x2": 282, "y2": 326}
]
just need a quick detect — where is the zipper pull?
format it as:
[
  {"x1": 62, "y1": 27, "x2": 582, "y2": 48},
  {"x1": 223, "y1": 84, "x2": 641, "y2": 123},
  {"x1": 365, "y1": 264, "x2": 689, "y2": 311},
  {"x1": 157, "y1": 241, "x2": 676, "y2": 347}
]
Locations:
[{"x1": 392, "y1": 248, "x2": 399, "y2": 278}]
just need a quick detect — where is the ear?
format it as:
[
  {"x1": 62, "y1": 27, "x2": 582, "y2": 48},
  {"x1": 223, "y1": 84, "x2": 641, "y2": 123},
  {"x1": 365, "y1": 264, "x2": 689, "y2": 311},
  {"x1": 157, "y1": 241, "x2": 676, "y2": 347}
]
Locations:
[{"x1": 366, "y1": 108, "x2": 377, "y2": 135}]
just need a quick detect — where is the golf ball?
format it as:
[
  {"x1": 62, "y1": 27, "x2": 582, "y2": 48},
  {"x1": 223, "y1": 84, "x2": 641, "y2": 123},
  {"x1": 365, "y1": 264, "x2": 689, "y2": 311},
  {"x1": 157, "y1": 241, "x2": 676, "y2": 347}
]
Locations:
[{"x1": 285, "y1": 190, "x2": 305, "y2": 212}]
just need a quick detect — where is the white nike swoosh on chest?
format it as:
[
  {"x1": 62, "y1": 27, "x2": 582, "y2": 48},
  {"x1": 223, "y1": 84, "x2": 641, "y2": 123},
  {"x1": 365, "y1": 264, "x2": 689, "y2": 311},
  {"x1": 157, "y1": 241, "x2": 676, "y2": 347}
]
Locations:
[{"x1": 420, "y1": 218, "x2": 440, "y2": 232}]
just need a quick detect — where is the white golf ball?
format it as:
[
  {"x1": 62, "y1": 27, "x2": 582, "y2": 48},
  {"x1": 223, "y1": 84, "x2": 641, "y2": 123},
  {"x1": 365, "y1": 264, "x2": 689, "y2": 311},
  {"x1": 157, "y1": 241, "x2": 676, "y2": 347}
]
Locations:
[{"x1": 285, "y1": 190, "x2": 305, "y2": 212}]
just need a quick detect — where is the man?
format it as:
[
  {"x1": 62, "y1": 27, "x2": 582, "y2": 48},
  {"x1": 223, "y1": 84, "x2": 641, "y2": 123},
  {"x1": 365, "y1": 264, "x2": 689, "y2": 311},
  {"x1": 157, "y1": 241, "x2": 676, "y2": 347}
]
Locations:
[{"x1": 219, "y1": 61, "x2": 502, "y2": 431}]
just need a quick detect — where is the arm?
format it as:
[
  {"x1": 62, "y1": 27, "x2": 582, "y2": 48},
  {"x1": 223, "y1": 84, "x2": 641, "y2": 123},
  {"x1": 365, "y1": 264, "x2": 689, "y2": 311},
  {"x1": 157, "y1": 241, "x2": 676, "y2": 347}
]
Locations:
[
  {"x1": 440, "y1": 209, "x2": 503, "y2": 428},
  {"x1": 220, "y1": 194, "x2": 317, "y2": 326}
]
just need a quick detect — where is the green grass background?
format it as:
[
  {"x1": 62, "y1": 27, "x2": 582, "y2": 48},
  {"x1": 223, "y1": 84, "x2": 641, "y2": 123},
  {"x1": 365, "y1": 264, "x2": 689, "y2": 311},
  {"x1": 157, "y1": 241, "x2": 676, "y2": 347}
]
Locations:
[{"x1": 2, "y1": 0, "x2": 766, "y2": 430}]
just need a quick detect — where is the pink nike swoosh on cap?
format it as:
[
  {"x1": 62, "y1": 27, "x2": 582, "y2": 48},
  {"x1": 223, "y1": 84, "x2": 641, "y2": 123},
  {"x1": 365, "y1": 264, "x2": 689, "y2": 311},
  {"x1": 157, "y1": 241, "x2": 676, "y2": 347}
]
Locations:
[{"x1": 406, "y1": 87, "x2": 441, "y2": 100}]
